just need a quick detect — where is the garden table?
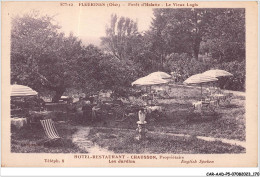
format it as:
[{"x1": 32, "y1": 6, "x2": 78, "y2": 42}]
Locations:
[
  {"x1": 146, "y1": 105, "x2": 162, "y2": 114},
  {"x1": 11, "y1": 117, "x2": 27, "y2": 128},
  {"x1": 29, "y1": 110, "x2": 52, "y2": 116},
  {"x1": 211, "y1": 94, "x2": 226, "y2": 99},
  {"x1": 193, "y1": 101, "x2": 202, "y2": 112},
  {"x1": 28, "y1": 111, "x2": 53, "y2": 125},
  {"x1": 210, "y1": 94, "x2": 228, "y2": 104},
  {"x1": 209, "y1": 100, "x2": 219, "y2": 107}
]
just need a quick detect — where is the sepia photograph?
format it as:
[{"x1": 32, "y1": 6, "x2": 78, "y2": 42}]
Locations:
[{"x1": 1, "y1": 1, "x2": 258, "y2": 167}]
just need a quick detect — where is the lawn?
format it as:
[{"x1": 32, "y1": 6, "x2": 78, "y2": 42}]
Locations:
[
  {"x1": 86, "y1": 85, "x2": 245, "y2": 154},
  {"x1": 90, "y1": 86, "x2": 245, "y2": 141},
  {"x1": 87, "y1": 128, "x2": 245, "y2": 154},
  {"x1": 11, "y1": 122, "x2": 85, "y2": 153},
  {"x1": 11, "y1": 85, "x2": 246, "y2": 154}
]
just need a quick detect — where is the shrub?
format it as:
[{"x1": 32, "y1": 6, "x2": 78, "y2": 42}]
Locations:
[
  {"x1": 164, "y1": 53, "x2": 211, "y2": 82},
  {"x1": 164, "y1": 53, "x2": 245, "y2": 91},
  {"x1": 216, "y1": 61, "x2": 245, "y2": 91}
]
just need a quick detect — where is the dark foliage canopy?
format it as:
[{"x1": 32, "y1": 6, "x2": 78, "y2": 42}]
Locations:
[{"x1": 11, "y1": 8, "x2": 245, "y2": 100}]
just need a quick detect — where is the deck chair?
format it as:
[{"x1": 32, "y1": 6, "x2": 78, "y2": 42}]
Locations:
[{"x1": 40, "y1": 119, "x2": 62, "y2": 145}]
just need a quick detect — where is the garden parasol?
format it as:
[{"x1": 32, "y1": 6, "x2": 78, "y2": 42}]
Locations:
[
  {"x1": 132, "y1": 75, "x2": 168, "y2": 86},
  {"x1": 183, "y1": 74, "x2": 218, "y2": 98},
  {"x1": 11, "y1": 84, "x2": 38, "y2": 97},
  {"x1": 147, "y1": 71, "x2": 171, "y2": 79},
  {"x1": 203, "y1": 69, "x2": 233, "y2": 88},
  {"x1": 132, "y1": 75, "x2": 169, "y2": 102},
  {"x1": 203, "y1": 69, "x2": 233, "y2": 78}
]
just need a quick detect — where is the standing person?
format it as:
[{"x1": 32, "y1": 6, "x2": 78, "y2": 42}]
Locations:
[{"x1": 89, "y1": 95, "x2": 94, "y2": 104}]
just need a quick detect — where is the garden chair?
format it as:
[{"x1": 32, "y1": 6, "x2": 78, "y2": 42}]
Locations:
[
  {"x1": 201, "y1": 99, "x2": 217, "y2": 114},
  {"x1": 193, "y1": 99, "x2": 216, "y2": 114},
  {"x1": 40, "y1": 119, "x2": 62, "y2": 145},
  {"x1": 152, "y1": 96, "x2": 159, "y2": 105},
  {"x1": 129, "y1": 97, "x2": 146, "y2": 106},
  {"x1": 112, "y1": 105, "x2": 127, "y2": 122},
  {"x1": 120, "y1": 97, "x2": 131, "y2": 105},
  {"x1": 222, "y1": 92, "x2": 233, "y2": 105}
]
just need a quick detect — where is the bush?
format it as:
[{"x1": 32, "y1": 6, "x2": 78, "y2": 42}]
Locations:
[
  {"x1": 164, "y1": 53, "x2": 211, "y2": 82},
  {"x1": 216, "y1": 61, "x2": 245, "y2": 91},
  {"x1": 164, "y1": 53, "x2": 245, "y2": 91}
]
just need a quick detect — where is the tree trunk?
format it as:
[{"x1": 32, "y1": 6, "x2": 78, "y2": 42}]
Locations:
[
  {"x1": 193, "y1": 36, "x2": 201, "y2": 60},
  {"x1": 192, "y1": 10, "x2": 202, "y2": 61},
  {"x1": 160, "y1": 54, "x2": 164, "y2": 70},
  {"x1": 52, "y1": 87, "x2": 66, "y2": 103}
]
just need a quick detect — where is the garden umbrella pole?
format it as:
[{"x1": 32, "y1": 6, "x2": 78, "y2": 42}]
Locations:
[
  {"x1": 201, "y1": 84, "x2": 202, "y2": 98},
  {"x1": 183, "y1": 74, "x2": 218, "y2": 99}
]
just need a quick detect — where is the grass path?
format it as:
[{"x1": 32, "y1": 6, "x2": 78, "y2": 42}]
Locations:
[
  {"x1": 88, "y1": 126, "x2": 246, "y2": 149},
  {"x1": 72, "y1": 126, "x2": 114, "y2": 154},
  {"x1": 151, "y1": 132, "x2": 246, "y2": 148}
]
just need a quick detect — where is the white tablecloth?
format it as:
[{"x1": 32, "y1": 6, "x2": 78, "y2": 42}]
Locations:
[
  {"x1": 210, "y1": 94, "x2": 226, "y2": 100},
  {"x1": 11, "y1": 118, "x2": 27, "y2": 128},
  {"x1": 146, "y1": 106, "x2": 162, "y2": 113},
  {"x1": 193, "y1": 101, "x2": 202, "y2": 112}
]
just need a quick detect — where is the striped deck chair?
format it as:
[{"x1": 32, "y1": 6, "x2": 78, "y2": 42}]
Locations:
[{"x1": 40, "y1": 119, "x2": 61, "y2": 145}]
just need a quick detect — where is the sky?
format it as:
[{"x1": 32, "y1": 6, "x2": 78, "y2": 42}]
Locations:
[{"x1": 6, "y1": 2, "x2": 154, "y2": 45}]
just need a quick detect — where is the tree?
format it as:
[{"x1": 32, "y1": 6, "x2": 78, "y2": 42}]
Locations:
[
  {"x1": 201, "y1": 9, "x2": 245, "y2": 62},
  {"x1": 72, "y1": 44, "x2": 140, "y2": 96},
  {"x1": 101, "y1": 14, "x2": 141, "y2": 61},
  {"x1": 148, "y1": 8, "x2": 216, "y2": 62},
  {"x1": 100, "y1": 14, "x2": 149, "y2": 89},
  {"x1": 148, "y1": 8, "x2": 245, "y2": 62},
  {"x1": 146, "y1": 9, "x2": 192, "y2": 69},
  {"x1": 147, "y1": 8, "x2": 245, "y2": 91},
  {"x1": 11, "y1": 12, "x2": 83, "y2": 102}
]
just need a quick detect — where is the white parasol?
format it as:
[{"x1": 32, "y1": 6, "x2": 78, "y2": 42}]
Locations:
[
  {"x1": 203, "y1": 69, "x2": 233, "y2": 88},
  {"x1": 203, "y1": 69, "x2": 233, "y2": 78},
  {"x1": 132, "y1": 75, "x2": 169, "y2": 104},
  {"x1": 11, "y1": 84, "x2": 38, "y2": 97},
  {"x1": 132, "y1": 76, "x2": 168, "y2": 86},
  {"x1": 183, "y1": 74, "x2": 218, "y2": 98},
  {"x1": 147, "y1": 71, "x2": 171, "y2": 79}
]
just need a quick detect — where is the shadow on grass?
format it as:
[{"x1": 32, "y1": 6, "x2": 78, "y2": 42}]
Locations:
[
  {"x1": 186, "y1": 112, "x2": 220, "y2": 124},
  {"x1": 11, "y1": 123, "x2": 85, "y2": 153},
  {"x1": 222, "y1": 104, "x2": 241, "y2": 109}
]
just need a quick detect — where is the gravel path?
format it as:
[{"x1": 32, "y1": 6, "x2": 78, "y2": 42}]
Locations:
[{"x1": 72, "y1": 126, "x2": 113, "y2": 154}]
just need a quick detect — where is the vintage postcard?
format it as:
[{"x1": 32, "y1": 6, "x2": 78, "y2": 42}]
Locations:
[{"x1": 1, "y1": 1, "x2": 258, "y2": 167}]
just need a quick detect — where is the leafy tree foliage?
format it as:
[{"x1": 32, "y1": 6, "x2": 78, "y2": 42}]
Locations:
[
  {"x1": 101, "y1": 14, "x2": 140, "y2": 61},
  {"x1": 201, "y1": 9, "x2": 245, "y2": 63},
  {"x1": 148, "y1": 8, "x2": 245, "y2": 62},
  {"x1": 11, "y1": 9, "x2": 246, "y2": 97},
  {"x1": 11, "y1": 12, "x2": 146, "y2": 99},
  {"x1": 11, "y1": 12, "x2": 84, "y2": 101},
  {"x1": 146, "y1": 8, "x2": 245, "y2": 91},
  {"x1": 148, "y1": 8, "x2": 216, "y2": 62}
]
